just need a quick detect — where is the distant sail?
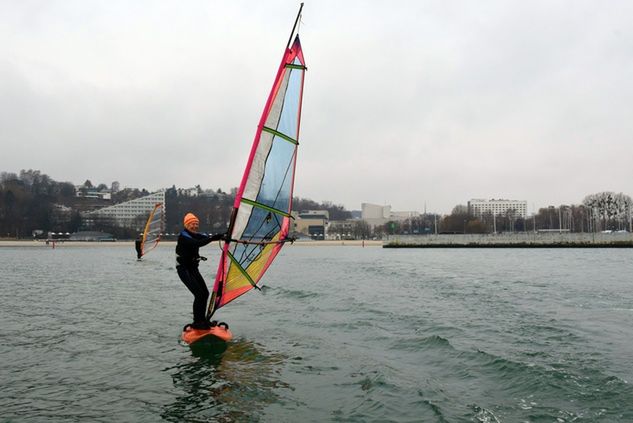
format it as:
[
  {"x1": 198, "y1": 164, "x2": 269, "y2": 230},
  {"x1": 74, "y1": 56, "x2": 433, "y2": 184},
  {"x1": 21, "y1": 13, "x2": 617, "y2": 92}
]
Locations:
[
  {"x1": 140, "y1": 203, "x2": 164, "y2": 257},
  {"x1": 208, "y1": 15, "x2": 306, "y2": 317}
]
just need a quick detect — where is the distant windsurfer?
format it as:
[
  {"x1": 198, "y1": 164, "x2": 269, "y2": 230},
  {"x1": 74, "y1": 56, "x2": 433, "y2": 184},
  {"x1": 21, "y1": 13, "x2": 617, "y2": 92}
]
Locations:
[
  {"x1": 134, "y1": 234, "x2": 143, "y2": 260},
  {"x1": 176, "y1": 212, "x2": 225, "y2": 330}
]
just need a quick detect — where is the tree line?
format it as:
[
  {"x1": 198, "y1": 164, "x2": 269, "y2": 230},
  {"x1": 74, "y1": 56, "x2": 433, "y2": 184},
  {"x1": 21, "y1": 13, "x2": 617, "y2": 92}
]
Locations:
[
  {"x1": 1, "y1": 169, "x2": 630, "y2": 239},
  {"x1": 377, "y1": 191, "x2": 632, "y2": 236},
  {"x1": 0, "y1": 169, "x2": 352, "y2": 239}
]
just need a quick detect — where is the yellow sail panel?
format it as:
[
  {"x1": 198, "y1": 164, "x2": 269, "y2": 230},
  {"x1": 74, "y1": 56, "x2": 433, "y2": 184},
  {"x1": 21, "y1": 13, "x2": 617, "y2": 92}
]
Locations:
[{"x1": 220, "y1": 237, "x2": 279, "y2": 306}]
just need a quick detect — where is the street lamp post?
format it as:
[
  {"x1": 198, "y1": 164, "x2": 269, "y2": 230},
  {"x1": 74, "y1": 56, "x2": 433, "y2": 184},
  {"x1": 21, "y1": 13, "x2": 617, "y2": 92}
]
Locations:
[{"x1": 559, "y1": 206, "x2": 562, "y2": 233}]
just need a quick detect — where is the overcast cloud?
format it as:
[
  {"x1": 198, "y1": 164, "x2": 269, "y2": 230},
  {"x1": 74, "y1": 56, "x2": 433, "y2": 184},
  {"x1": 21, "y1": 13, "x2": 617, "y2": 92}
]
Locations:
[{"x1": 1, "y1": 0, "x2": 632, "y2": 213}]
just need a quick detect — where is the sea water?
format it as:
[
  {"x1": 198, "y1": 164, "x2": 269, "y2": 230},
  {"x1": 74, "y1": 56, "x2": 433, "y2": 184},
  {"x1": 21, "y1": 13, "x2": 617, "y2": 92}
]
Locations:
[{"x1": 1, "y1": 244, "x2": 632, "y2": 422}]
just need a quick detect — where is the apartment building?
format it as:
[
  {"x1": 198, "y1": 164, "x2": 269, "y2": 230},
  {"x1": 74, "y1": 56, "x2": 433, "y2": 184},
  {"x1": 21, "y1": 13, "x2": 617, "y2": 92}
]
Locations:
[
  {"x1": 468, "y1": 199, "x2": 527, "y2": 219},
  {"x1": 85, "y1": 191, "x2": 165, "y2": 228}
]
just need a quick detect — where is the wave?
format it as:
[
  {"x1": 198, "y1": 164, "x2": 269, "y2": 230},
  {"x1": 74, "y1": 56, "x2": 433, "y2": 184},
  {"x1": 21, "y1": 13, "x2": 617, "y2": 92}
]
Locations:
[
  {"x1": 391, "y1": 334, "x2": 454, "y2": 352},
  {"x1": 264, "y1": 285, "x2": 320, "y2": 300}
]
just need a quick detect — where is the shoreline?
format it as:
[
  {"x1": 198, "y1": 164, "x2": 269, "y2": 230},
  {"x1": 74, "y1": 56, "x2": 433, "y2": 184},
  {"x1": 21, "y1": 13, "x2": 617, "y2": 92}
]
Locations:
[
  {"x1": 0, "y1": 239, "x2": 384, "y2": 247},
  {"x1": 384, "y1": 243, "x2": 633, "y2": 248},
  {"x1": 5, "y1": 237, "x2": 633, "y2": 248}
]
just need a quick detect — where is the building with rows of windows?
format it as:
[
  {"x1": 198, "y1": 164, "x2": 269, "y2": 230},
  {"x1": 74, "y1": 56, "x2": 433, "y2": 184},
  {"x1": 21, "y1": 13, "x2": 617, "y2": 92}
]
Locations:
[
  {"x1": 467, "y1": 199, "x2": 527, "y2": 219},
  {"x1": 84, "y1": 191, "x2": 165, "y2": 229}
]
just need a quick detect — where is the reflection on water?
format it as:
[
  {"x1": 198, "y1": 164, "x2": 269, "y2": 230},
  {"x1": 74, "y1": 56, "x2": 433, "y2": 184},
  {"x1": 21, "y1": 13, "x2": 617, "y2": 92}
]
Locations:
[{"x1": 161, "y1": 339, "x2": 289, "y2": 422}]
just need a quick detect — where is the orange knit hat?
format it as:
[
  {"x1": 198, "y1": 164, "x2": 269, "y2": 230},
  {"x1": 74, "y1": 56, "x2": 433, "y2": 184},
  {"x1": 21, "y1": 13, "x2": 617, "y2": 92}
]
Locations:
[{"x1": 183, "y1": 213, "x2": 199, "y2": 229}]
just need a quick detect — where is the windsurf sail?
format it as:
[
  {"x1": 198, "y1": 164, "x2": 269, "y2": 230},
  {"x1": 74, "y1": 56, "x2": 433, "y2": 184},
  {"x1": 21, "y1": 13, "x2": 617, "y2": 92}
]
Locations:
[
  {"x1": 208, "y1": 4, "x2": 306, "y2": 318},
  {"x1": 140, "y1": 202, "x2": 164, "y2": 257}
]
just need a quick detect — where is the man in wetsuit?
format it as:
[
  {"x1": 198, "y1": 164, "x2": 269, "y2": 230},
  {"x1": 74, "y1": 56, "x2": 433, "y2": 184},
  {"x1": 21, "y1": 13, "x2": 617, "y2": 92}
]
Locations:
[
  {"x1": 176, "y1": 212, "x2": 225, "y2": 329},
  {"x1": 134, "y1": 234, "x2": 143, "y2": 260}
]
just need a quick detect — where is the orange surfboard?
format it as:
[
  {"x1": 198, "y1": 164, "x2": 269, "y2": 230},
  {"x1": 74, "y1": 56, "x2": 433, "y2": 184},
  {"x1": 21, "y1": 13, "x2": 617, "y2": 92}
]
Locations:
[{"x1": 181, "y1": 325, "x2": 233, "y2": 345}]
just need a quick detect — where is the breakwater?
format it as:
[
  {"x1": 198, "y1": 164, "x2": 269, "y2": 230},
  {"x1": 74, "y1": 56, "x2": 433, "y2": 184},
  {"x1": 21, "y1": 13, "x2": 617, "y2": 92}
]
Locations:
[{"x1": 384, "y1": 232, "x2": 633, "y2": 248}]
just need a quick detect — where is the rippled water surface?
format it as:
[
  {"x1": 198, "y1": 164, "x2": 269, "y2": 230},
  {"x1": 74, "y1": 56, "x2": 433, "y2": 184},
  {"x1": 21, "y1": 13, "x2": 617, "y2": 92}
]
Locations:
[{"x1": 1, "y1": 243, "x2": 633, "y2": 422}]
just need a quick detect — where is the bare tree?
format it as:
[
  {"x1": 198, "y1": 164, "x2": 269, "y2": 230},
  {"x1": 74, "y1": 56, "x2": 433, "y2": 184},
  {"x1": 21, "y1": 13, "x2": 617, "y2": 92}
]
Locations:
[{"x1": 583, "y1": 192, "x2": 632, "y2": 231}]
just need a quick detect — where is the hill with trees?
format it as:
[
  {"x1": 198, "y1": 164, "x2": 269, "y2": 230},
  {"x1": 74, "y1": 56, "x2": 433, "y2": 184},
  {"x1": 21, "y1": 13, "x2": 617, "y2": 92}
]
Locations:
[{"x1": 0, "y1": 169, "x2": 352, "y2": 239}]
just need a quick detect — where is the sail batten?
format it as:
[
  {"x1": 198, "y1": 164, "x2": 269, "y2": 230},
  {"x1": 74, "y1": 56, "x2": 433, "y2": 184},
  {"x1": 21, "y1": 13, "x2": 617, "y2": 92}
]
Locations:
[
  {"x1": 241, "y1": 198, "x2": 292, "y2": 217},
  {"x1": 207, "y1": 28, "x2": 306, "y2": 318},
  {"x1": 262, "y1": 126, "x2": 299, "y2": 145},
  {"x1": 226, "y1": 251, "x2": 259, "y2": 289},
  {"x1": 285, "y1": 64, "x2": 307, "y2": 70}
]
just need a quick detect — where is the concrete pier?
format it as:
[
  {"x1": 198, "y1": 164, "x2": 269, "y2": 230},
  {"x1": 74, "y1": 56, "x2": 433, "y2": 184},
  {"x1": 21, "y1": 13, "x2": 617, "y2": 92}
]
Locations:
[{"x1": 384, "y1": 232, "x2": 633, "y2": 248}]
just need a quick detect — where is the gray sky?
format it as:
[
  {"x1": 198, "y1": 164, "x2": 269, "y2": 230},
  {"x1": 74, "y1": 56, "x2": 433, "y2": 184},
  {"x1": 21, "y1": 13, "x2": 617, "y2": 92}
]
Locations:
[{"x1": 1, "y1": 0, "x2": 632, "y2": 214}]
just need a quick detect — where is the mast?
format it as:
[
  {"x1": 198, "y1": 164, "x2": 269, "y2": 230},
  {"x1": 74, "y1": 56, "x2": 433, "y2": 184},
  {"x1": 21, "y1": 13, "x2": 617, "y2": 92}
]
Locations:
[
  {"x1": 286, "y1": 3, "x2": 304, "y2": 49},
  {"x1": 207, "y1": 5, "x2": 306, "y2": 321}
]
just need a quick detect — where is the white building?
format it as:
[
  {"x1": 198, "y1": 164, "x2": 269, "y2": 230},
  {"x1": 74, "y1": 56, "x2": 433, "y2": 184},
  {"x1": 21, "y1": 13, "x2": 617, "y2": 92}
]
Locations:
[
  {"x1": 86, "y1": 191, "x2": 165, "y2": 228},
  {"x1": 468, "y1": 199, "x2": 527, "y2": 219},
  {"x1": 361, "y1": 203, "x2": 391, "y2": 220},
  {"x1": 178, "y1": 187, "x2": 200, "y2": 197},
  {"x1": 75, "y1": 187, "x2": 112, "y2": 200},
  {"x1": 361, "y1": 203, "x2": 420, "y2": 227},
  {"x1": 390, "y1": 210, "x2": 421, "y2": 220}
]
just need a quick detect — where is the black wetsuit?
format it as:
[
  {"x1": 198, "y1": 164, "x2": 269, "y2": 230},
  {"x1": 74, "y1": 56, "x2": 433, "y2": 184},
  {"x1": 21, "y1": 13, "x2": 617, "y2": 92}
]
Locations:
[
  {"x1": 176, "y1": 229, "x2": 223, "y2": 325},
  {"x1": 134, "y1": 239, "x2": 142, "y2": 259}
]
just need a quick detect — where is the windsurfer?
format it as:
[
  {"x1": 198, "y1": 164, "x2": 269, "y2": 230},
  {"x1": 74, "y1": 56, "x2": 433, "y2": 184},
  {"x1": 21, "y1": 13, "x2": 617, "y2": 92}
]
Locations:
[
  {"x1": 176, "y1": 212, "x2": 225, "y2": 330},
  {"x1": 134, "y1": 234, "x2": 143, "y2": 260}
]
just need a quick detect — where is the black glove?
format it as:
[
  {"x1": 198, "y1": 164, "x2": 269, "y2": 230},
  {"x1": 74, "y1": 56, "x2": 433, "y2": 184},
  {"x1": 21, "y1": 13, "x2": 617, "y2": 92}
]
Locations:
[{"x1": 207, "y1": 233, "x2": 223, "y2": 242}]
